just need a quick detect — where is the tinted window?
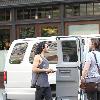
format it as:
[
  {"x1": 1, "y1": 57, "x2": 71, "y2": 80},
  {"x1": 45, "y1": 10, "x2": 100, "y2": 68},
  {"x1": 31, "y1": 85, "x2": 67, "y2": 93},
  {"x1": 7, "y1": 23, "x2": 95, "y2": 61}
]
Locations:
[
  {"x1": 9, "y1": 42, "x2": 28, "y2": 64},
  {"x1": 62, "y1": 41, "x2": 78, "y2": 62},
  {"x1": 29, "y1": 41, "x2": 58, "y2": 64}
]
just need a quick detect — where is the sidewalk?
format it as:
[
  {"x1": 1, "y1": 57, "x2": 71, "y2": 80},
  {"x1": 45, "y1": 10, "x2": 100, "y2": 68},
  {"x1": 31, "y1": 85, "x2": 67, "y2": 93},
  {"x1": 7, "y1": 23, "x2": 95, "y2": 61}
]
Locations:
[{"x1": 0, "y1": 88, "x2": 4, "y2": 100}]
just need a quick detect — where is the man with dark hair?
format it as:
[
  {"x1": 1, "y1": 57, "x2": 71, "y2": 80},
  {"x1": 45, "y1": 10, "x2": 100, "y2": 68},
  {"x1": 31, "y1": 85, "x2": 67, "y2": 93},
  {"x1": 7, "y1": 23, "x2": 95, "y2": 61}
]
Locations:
[{"x1": 32, "y1": 41, "x2": 54, "y2": 100}]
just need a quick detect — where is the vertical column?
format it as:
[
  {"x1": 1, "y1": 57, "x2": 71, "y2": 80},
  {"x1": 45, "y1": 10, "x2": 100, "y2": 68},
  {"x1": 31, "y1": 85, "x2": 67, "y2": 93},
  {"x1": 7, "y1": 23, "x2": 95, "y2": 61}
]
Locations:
[
  {"x1": 35, "y1": 22, "x2": 41, "y2": 37},
  {"x1": 10, "y1": 8, "x2": 16, "y2": 42},
  {"x1": 60, "y1": 4, "x2": 65, "y2": 35}
]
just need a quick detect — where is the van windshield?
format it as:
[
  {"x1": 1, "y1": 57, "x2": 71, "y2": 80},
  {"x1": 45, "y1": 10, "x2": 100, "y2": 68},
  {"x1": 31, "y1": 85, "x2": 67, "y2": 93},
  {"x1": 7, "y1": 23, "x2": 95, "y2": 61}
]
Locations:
[
  {"x1": 29, "y1": 41, "x2": 58, "y2": 64},
  {"x1": 9, "y1": 42, "x2": 28, "y2": 64}
]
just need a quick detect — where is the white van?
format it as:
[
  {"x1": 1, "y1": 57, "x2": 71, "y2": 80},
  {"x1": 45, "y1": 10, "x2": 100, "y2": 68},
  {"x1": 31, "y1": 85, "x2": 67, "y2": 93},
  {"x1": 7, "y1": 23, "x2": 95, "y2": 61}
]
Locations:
[{"x1": 3, "y1": 37, "x2": 57, "y2": 100}]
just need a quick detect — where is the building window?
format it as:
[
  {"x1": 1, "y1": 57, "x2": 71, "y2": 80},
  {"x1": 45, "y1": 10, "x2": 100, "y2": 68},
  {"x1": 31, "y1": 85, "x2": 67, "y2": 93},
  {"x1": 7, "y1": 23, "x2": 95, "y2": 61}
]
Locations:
[
  {"x1": 65, "y1": 5, "x2": 73, "y2": 17},
  {"x1": 68, "y1": 24, "x2": 99, "y2": 35},
  {"x1": 19, "y1": 26, "x2": 35, "y2": 39},
  {"x1": 94, "y1": 3, "x2": 100, "y2": 15},
  {"x1": 65, "y1": 4, "x2": 80, "y2": 17},
  {"x1": 17, "y1": 5, "x2": 60, "y2": 20},
  {"x1": 31, "y1": 8, "x2": 36, "y2": 19},
  {"x1": 45, "y1": 7, "x2": 52, "y2": 19},
  {"x1": 0, "y1": 9, "x2": 10, "y2": 21},
  {"x1": 17, "y1": 8, "x2": 24, "y2": 20},
  {"x1": 38, "y1": 7, "x2": 45, "y2": 19},
  {"x1": 24, "y1": 8, "x2": 31, "y2": 19},
  {"x1": 52, "y1": 6, "x2": 60, "y2": 18},
  {"x1": 80, "y1": 4, "x2": 86, "y2": 16},
  {"x1": 87, "y1": 3, "x2": 93, "y2": 16},
  {"x1": 65, "y1": 2, "x2": 100, "y2": 17},
  {"x1": 6, "y1": 9, "x2": 10, "y2": 21},
  {"x1": 41, "y1": 26, "x2": 58, "y2": 37}
]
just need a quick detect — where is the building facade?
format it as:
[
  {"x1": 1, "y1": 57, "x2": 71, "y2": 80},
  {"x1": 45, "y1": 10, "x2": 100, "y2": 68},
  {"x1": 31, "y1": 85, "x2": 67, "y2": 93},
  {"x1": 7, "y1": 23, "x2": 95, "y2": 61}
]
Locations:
[{"x1": 0, "y1": 0, "x2": 100, "y2": 87}]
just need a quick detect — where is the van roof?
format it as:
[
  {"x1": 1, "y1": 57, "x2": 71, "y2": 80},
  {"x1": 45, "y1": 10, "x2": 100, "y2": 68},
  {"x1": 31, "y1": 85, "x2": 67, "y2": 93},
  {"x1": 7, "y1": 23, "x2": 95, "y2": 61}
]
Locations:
[{"x1": 69, "y1": 34, "x2": 100, "y2": 38}]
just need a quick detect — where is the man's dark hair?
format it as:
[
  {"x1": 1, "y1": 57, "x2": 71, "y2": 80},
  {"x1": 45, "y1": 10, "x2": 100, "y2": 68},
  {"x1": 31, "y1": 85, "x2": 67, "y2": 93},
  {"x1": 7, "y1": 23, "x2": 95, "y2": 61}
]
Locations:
[{"x1": 35, "y1": 41, "x2": 46, "y2": 54}]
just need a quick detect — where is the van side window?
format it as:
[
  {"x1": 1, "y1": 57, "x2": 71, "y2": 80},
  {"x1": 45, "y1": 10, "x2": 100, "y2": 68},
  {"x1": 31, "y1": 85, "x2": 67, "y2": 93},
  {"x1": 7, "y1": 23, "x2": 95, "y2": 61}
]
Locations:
[
  {"x1": 29, "y1": 41, "x2": 58, "y2": 64},
  {"x1": 9, "y1": 42, "x2": 28, "y2": 64},
  {"x1": 62, "y1": 41, "x2": 78, "y2": 62}
]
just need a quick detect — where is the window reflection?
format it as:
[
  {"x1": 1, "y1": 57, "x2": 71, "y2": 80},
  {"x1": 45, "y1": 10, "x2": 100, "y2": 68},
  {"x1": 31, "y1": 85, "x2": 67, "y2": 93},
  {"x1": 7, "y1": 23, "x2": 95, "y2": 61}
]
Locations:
[
  {"x1": 62, "y1": 41, "x2": 78, "y2": 62},
  {"x1": 29, "y1": 41, "x2": 58, "y2": 64},
  {"x1": 94, "y1": 3, "x2": 100, "y2": 15},
  {"x1": 52, "y1": 6, "x2": 59, "y2": 18},
  {"x1": 0, "y1": 8, "x2": 10, "y2": 21},
  {"x1": 80, "y1": 4, "x2": 86, "y2": 16},
  {"x1": 65, "y1": 4, "x2": 80, "y2": 17},
  {"x1": 65, "y1": 3, "x2": 100, "y2": 17},
  {"x1": 19, "y1": 26, "x2": 35, "y2": 39},
  {"x1": 9, "y1": 43, "x2": 28, "y2": 64},
  {"x1": 41, "y1": 26, "x2": 58, "y2": 37},
  {"x1": 17, "y1": 6, "x2": 59, "y2": 20},
  {"x1": 87, "y1": 3, "x2": 93, "y2": 16}
]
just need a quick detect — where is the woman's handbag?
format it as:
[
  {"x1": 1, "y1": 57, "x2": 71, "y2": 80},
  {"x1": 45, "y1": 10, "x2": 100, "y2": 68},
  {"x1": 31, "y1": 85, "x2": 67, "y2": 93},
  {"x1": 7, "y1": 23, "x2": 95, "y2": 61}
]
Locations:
[
  {"x1": 80, "y1": 78, "x2": 98, "y2": 92},
  {"x1": 80, "y1": 52, "x2": 100, "y2": 92}
]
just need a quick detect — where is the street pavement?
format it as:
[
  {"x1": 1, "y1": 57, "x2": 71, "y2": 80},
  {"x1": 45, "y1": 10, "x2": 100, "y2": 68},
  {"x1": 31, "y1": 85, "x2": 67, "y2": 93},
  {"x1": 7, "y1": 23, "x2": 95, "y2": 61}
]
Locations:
[
  {"x1": 0, "y1": 88, "x2": 56, "y2": 100},
  {"x1": 0, "y1": 88, "x2": 86, "y2": 100},
  {"x1": 0, "y1": 89, "x2": 4, "y2": 100}
]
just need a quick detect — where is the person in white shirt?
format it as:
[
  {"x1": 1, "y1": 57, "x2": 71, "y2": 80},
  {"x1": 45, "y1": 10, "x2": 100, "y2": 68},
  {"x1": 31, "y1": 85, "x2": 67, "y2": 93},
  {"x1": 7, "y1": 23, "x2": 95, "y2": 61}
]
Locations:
[{"x1": 81, "y1": 38, "x2": 100, "y2": 100}]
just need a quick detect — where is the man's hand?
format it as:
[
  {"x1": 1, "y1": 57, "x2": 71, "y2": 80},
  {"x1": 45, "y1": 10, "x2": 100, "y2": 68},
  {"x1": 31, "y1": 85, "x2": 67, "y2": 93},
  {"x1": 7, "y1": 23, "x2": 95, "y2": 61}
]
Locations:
[{"x1": 45, "y1": 68, "x2": 55, "y2": 73}]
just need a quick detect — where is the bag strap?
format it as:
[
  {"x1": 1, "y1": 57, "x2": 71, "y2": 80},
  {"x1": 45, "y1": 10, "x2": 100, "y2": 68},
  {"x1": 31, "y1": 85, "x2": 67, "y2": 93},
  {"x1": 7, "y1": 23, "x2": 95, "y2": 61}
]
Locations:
[{"x1": 92, "y1": 52, "x2": 100, "y2": 75}]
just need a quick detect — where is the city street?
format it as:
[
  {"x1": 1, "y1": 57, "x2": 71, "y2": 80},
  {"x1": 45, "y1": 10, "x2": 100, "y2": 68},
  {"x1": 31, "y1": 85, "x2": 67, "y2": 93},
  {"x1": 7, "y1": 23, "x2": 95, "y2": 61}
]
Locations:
[
  {"x1": 0, "y1": 88, "x2": 57, "y2": 100},
  {"x1": 0, "y1": 88, "x2": 87, "y2": 100}
]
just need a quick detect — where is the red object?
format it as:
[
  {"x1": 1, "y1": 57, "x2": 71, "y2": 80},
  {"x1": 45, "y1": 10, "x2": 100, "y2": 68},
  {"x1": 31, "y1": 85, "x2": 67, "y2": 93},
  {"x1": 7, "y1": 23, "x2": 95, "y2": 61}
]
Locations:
[{"x1": 4, "y1": 71, "x2": 7, "y2": 82}]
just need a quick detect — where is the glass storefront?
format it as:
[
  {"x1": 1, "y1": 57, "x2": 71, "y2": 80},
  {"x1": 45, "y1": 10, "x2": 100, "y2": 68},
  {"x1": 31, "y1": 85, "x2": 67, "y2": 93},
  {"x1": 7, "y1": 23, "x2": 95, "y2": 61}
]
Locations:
[
  {"x1": 41, "y1": 26, "x2": 58, "y2": 37},
  {"x1": 18, "y1": 26, "x2": 35, "y2": 39},
  {"x1": 68, "y1": 24, "x2": 99, "y2": 35}
]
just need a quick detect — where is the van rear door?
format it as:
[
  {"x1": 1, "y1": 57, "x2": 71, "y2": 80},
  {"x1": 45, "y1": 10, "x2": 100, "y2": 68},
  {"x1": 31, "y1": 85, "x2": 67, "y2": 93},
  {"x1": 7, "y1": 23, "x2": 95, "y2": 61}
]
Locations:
[{"x1": 56, "y1": 36, "x2": 83, "y2": 99}]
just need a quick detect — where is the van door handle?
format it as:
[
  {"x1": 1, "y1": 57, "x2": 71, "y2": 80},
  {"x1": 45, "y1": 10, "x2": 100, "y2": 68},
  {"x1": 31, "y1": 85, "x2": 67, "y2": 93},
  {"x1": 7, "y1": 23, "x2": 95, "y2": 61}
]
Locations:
[{"x1": 59, "y1": 70, "x2": 71, "y2": 74}]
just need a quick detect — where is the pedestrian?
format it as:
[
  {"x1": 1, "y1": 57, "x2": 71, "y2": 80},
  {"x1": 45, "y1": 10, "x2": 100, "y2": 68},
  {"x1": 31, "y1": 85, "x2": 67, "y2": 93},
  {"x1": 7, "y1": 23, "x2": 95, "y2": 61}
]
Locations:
[
  {"x1": 32, "y1": 41, "x2": 55, "y2": 100},
  {"x1": 81, "y1": 38, "x2": 100, "y2": 100}
]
